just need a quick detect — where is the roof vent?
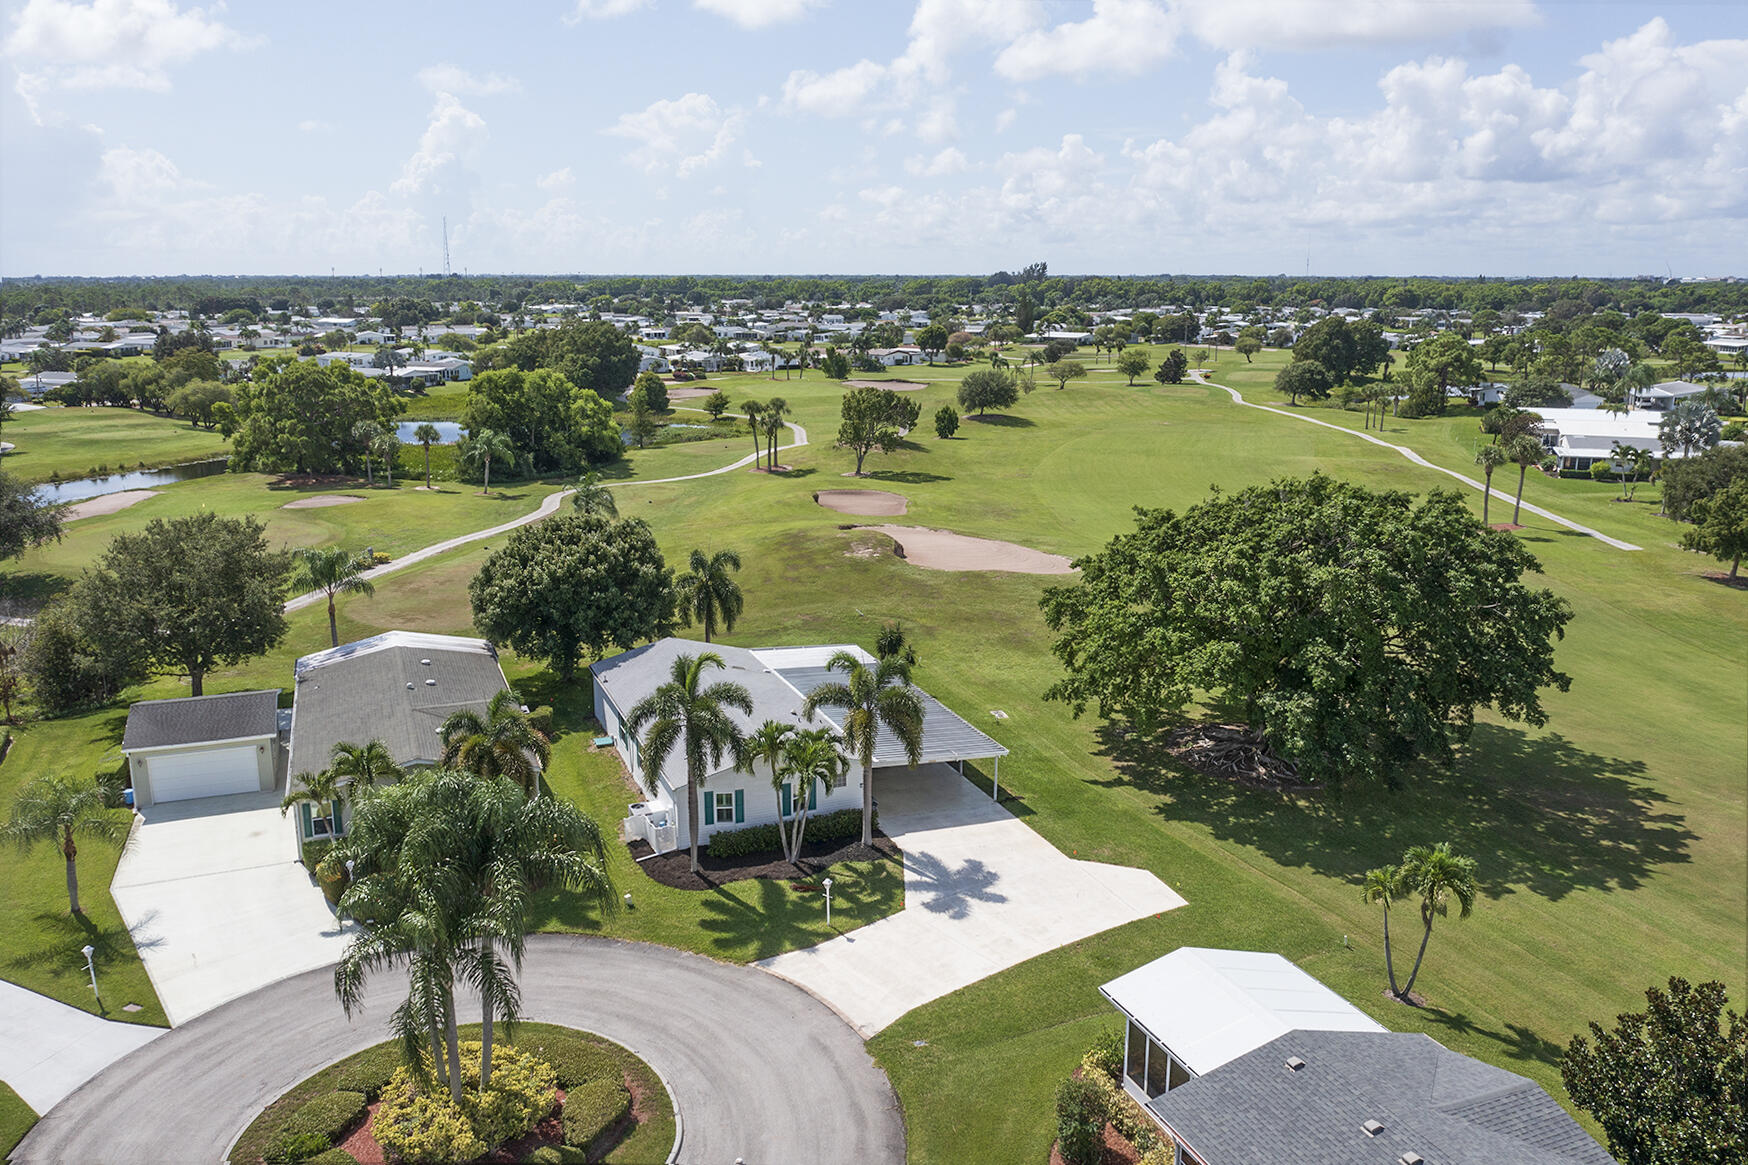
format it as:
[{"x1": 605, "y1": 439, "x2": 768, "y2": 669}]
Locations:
[
  {"x1": 406, "y1": 682, "x2": 414, "y2": 689},
  {"x1": 420, "y1": 658, "x2": 432, "y2": 666},
  {"x1": 425, "y1": 679, "x2": 437, "y2": 686},
  {"x1": 1285, "y1": 1056, "x2": 1306, "y2": 1072},
  {"x1": 1363, "y1": 1120, "x2": 1385, "y2": 1138},
  {"x1": 1399, "y1": 1154, "x2": 1424, "y2": 1165}
]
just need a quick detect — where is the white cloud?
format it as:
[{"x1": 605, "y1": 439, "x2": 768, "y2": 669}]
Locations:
[
  {"x1": 537, "y1": 167, "x2": 575, "y2": 191},
  {"x1": 4, "y1": 0, "x2": 256, "y2": 120},
  {"x1": 893, "y1": 0, "x2": 1042, "y2": 87},
  {"x1": 564, "y1": 0, "x2": 649, "y2": 20},
  {"x1": 297, "y1": 119, "x2": 330, "y2": 133},
  {"x1": 782, "y1": 60, "x2": 886, "y2": 116},
  {"x1": 393, "y1": 92, "x2": 488, "y2": 195},
  {"x1": 693, "y1": 0, "x2": 820, "y2": 29},
  {"x1": 904, "y1": 146, "x2": 968, "y2": 176},
  {"x1": 914, "y1": 98, "x2": 958, "y2": 144},
  {"x1": 995, "y1": 107, "x2": 1017, "y2": 133},
  {"x1": 994, "y1": 0, "x2": 1177, "y2": 81},
  {"x1": 416, "y1": 64, "x2": 521, "y2": 96},
  {"x1": 1173, "y1": 0, "x2": 1541, "y2": 52},
  {"x1": 98, "y1": 145, "x2": 188, "y2": 196},
  {"x1": 605, "y1": 92, "x2": 746, "y2": 178}
]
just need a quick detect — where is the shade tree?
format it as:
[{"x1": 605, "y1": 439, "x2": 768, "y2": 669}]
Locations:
[
  {"x1": 956, "y1": 367, "x2": 1018, "y2": 416},
  {"x1": 836, "y1": 386, "x2": 920, "y2": 475}
]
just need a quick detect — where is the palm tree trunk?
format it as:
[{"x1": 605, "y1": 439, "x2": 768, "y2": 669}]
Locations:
[
  {"x1": 327, "y1": 592, "x2": 340, "y2": 648},
  {"x1": 1381, "y1": 905, "x2": 1399, "y2": 996},
  {"x1": 443, "y1": 985, "x2": 463, "y2": 1103},
  {"x1": 1513, "y1": 465, "x2": 1528, "y2": 524},
  {"x1": 1400, "y1": 909, "x2": 1436, "y2": 1000},
  {"x1": 63, "y1": 830, "x2": 81, "y2": 914},
  {"x1": 483, "y1": 456, "x2": 492, "y2": 495},
  {"x1": 479, "y1": 942, "x2": 495, "y2": 1090},
  {"x1": 687, "y1": 770, "x2": 702, "y2": 874},
  {"x1": 424, "y1": 446, "x2": 432, "y2": 489},
  {"x1": 1481, "y1": 470, "x2": 1492, "y2": 525},
  {"x1": 861, "y1": 759, "x2": 874, "y2": 846},
  {"x1": 427, "y1": 1003, "x2": 447, "y2": 1083}
]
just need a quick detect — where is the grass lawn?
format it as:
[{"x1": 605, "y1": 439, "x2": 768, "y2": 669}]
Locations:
[
  {"x1": 0, "y1": 354, "x2": 1740, "y2": 1164},
  {"x1": 0, "y1": 1080, "x2": 36, "y2": 1159},
  {"x1": 0, "y1": 405, "x2": 229, "y2": 484}
]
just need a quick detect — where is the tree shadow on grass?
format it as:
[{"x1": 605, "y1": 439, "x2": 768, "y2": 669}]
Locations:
[
  {"x1": 1091, "y1": 720, "x2": 1691, "y2": 903},
  {"x1": 0, "y1": 570, "x2": 72, "y2": 608},
  {"x1": 695, "y1": 875, "x2": 841, "y2": 960},
  {"x1": 965, "y1": 413, "x2": 1036, "y2": 427},
  {"x1": 1415, "y1": 1005, "x2": 1569, "y2": 1072},
  {"x1": 864, "y1": 470, "x2": 952, "y2": 485}
]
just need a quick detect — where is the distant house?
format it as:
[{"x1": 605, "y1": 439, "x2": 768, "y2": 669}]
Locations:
[
  {"x1": 865, "y1": 346, "x2": 922, "y2": 366},
  {"x1": 18, "y1": 371, "x2": 77, "y2": 397},
  {"x1": 398, "y1": 357, "x2": 472, "y2": 387},
  {"x1": 1102, "y1": 948, "x2": 1612, "y2": 1165},
  {"x1": 1530, "y1": 407, "x2": 1680, "y2": 471},
  {"x1": 1629, "y1": 380, "x2": 1708, "y2": 410}
]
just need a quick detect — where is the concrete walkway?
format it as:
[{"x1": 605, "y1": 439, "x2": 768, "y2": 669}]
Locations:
[
  {"x1": 14, "y1": 936, "x2": 904, "y2": 1165},
  {"x1": 758, "y1": 764, "x2": 1186, "y2": 1037},
  {"x1": 109, "y1": 788, "x2": 358, "y2": 1025},
  {"x1": 1193, "y1": 371, "x2": 1642, "y2": 551},
  {"x1": 0, "y1": 982, "x2": 163, "y2": 1115},
  {"x1": 284, "y1": 419, "x2": 808, "y2": 613}
]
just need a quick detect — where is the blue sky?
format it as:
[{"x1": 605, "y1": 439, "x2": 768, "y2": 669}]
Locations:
[{"x1": 2, "y1": 0, "x2": 1745, "y2": 277}]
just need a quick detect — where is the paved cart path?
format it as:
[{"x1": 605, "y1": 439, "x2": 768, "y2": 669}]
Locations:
[
  {"x1": 1191, "y1": 371, "x2": 1641, "y2": 551},
  {"x1": 15, "y1": 934, "x2": 902, "y2": 1165}
]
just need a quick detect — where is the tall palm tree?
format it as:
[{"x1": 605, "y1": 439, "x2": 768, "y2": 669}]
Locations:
[
  {"x1": 328, "y1": 738, "x2": 403, "y2": 789},
  {"x1": 374, "y1": 428, "x2": 400, "y2": 486},
  {"x1": 462, "y1": 428, "x2": 516, "y2": 495},
  {"x1": 761, "y1": 397, "x2": 790, "y2": 469},
  {"x1": 3, "y1": 776, "x2": 126, "y2": 915},
  {"x1": 748, "y1": 719, "x2": 795, "y2": 855},
  {"x1": 289, "y1": 546, "x2": 377, "y2": 649},
  {"x1": 571, "y1": 469, "x2": 618, "y2": 518},
  {"x1": 1397, "y1": 842, "x2": 1479, "y2": 1001},
  {"x1": 674, "y1": 548, "x2": 744, "y2": 643},
  {"x1": 352, "y1": 420, "x2": 386, "y2": 485},
  {"x1": 802, "y1": 651, "x2": 924, "y2": 847},
  {"x1": 779, "y1": 727, "x2": 847, "y2": 864},
  {"x1": 1474, "y1": 444, "x2": 1506, "y2": 525},
  {"x1": 1505, "y1": 433, "x2": 1545, "y2": 526},
  {"x1": 439, "y1": 690, "x2": 550, "y2": 796},
  {"x1": 741, "y1": 400, "x2": 763, "y2": 463},
  {"x1": 625, "y1": 652, "x2": 751, "y2": 873},
  {"x1": 412, "y1": 422, "x2": 442, "y2": 490},
  {"x1": 1360, "y1": 864, "x2": 1403, "y2": 998}
]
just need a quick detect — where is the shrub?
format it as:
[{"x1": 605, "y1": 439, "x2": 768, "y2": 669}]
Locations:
[
  {"x1": 562, "y1": 1078, "x2": 631, "y2": 1150},
  {"x1": 706, "y1": 807, "x2": 872, "y2": 858},
  {"x1": 523, "y1": 1147, "x2": 588, "y2": 1164},
  {"x1": 1084, "y1": 1027, "x2": 1124, "y2": 1078},
  {"x1": 331, "y1": 1048, "x2": 401, "y2": 1101},
  {"x1": 1055, "y1": 1075, "x2": 1106, "y2": 1165},
  {"x1": 314, "y1": 849, "x2": 347, "y2": 907},
  {"x1": 1137, "y1": 1142, "x2": 1175, "y2": 1165},
  {"x1": 281, "y1": 1091, "x2": 365, "y2": 1144},
  {"x1": 1722, "y1": 421, "x2": 1745, "y2": 442},
  {"x1": 262, "y1": 1129, "x2": 332, "y2": 1164},
  {"x1": 461, "y1": 1042, "x2": 558, "y2": 1146},
  {"x1": 300, "y1": 838, "x2": 333, "y2": 876},
  {"x1": 523, "y1": 1036, "x2": 619, "y2": 1090},
  {"x1": 372, "y1": 1068, "x2": 487, "y2": 1164},
  {"x1": 1080, "y1": 1052, "x2": 1157, "y2": 1152},
  {"x1": 303, "y1": 1150, "x2": 361, "y2": 1165}
]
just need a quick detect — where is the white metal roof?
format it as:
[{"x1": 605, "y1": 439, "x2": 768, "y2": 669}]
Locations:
[{"x1": 1099, "y1": 948, "x2": 1385, "y2": 1076}]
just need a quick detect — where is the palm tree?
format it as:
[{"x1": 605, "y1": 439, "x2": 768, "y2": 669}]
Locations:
[
  {"x1": 747, "y1": 719, "x2": 795, "y2": 854},
  {"x1": 352, "y1": 420, "x2": 386, "y2": 485},
  {"x1": 761, "y1": 397, "x2": 790, "y2": 469},
  {"x1": 374, "y1": 428, "x2": 400, "y2": 486},
  {"x1": 1396, "y1": 842, "x2": 1479, "y2": 1001},
  {"x1": 413, "y1": 422, "x2": 442, "y2": 489},
  {"x1": 674, "y1": 548, "x2": 744, "y2": 643},
  {"x1": 741, "y1": 400, "x2": 763, "y2": 463},
  {"x1": 571, "y1": 468, "x2": 617, "y2": 518},
  {"x1": 328, "y1": 738, "x2": 403, "y2": 789},
  {"x1": 289, "y1": 546, "x2": 377, "y2": 649},
  {"x1": 802, "y1": 651, "x2": 924, "y2": 847},
  {"x1": 779, "y1": 727, "x2": 847, "y2": 864},
  {"x1": 4, "y1": 776, "x2": 126, "y2": 915},
  {"x1": 875, "y1": 621, "x2": 918, "y2": 668},
  {"x1": 1504, "y1": 434, "x2": 1544, "y2": 526},
  {"x1": 462, "y1": 428, "x2": 516, "y2": 495},
  {"x1": 1360, "y1": 864, "x2": 1403, "y2": 998},
  {"x1": 280, "y1": 768, "x2": 350, "y2": 838},
  {"x1": 1659, "y1": 399, "x2": 1722, "y2": 460},
  {"x1": 1474, "y1": 444, "x2": 1506, "y2": 525},
  {"x1": 439, "y1": 690, "x2": 550, "y2": 796},
  {"x1": 625, "y1": 652, "x2": 752, "y2": 873}
]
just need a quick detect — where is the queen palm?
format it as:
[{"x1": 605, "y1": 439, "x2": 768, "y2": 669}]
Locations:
[
  {"x1": 741, "y1": 400, "x2": 763, "y2": 462},
  {"x1": 280, "y1": 767, "x2": 350, "y2": 836},
  {"x1": 675, "y1": 548, "x2": 744, "y2": 643},
  {"x1": 1474, "y1": 444, "x2": 1506, "y2": 525},
  {"x1": 412, "y1": 422, "x2": 442, "y2": 489},
  {"x1": 289, "y1": 546, "x2": 376, "y2": 649},
  {"x1": 1505, "y1": 433, "x2": 1544, "y2": 526},
  {"x1": 439, "y1": 690, "x2": 550, "y2": 795},
  {"x1": 761, "y1": 397, "x2": 790, "y2": 468},
  {"x1": 1397, "y1": 842, "x2": 1479, "y2": 1001},
  {"x1": 625, "y1": 652, "x2": 751, "y2": 873},
  {"x1": 778, "y1": 727, "x2": 848, "y2": 864},
  {"x1": 571, "y1": 469, "x2": 618, "y2": 518},
  {"x1": 3, "y1": 776, "x2": 126, "y2": 915},
  {"x1": 747, "y1": 719, "x2": 794, "y2": 852},
  {"x1": 1360, "y1": 864, "x2": 1403, "y2": 998},
  {"x1": 329, "y1": 738, "x2": 403, "y2": 790},
  {"x1": 462, "y1": 428, "x2": 516, "y2": 495},
  {"x1": 803, "y1": 651, "x2": 924, "y2": 847}
]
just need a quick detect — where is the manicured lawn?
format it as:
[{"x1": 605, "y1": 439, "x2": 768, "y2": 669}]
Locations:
[
  {"x1": 0, "y1": 405, "x2": 229, "y2": 484},
  {"x1": 0, "y1": 1080, "x2": 36, "y2": 1159}
]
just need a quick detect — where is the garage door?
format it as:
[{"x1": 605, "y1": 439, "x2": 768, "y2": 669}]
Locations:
[{"x1": 147, "y1": 746, "x2": 259, "y2": 802}]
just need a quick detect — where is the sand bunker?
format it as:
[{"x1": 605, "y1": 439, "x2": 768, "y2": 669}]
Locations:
[
  {"x1": 64, "y1": 489, "x2": 157, "y2": 521},
  {"x1": 815, "y1": 489, "x2": 908, "y2": 516},
  {"x1": 845, "y1": 379, "x2": 928, "y2": 391},
  {"x1": 859, "y1": 525, "x2": 1076, "y2": 574},
  {"x1": 282, "y1": 494, "x2": 364, "y2": 510}
]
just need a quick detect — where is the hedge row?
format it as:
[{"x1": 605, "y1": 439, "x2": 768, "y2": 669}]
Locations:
[
  {"x1": 706, "y1": 806, "x2": 873, "y2": 859},
  {"x1": 562, "y1": 1078, "x2": 631, "y2": 1150}
]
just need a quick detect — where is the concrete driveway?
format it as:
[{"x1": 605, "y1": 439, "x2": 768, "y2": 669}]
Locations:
[
  {"x1": 15, "y1": 936, "x2": 905, "y2": 1165},
  {"x1": 109, "y1": 787, "x2": 356, "y2": 1026},
  {"x1": 0, "y1": 981, "x2": 162, "y2": 1114},
  {"x1": 758, "y1": 763, "x2": 1187, "y2": 1036}
]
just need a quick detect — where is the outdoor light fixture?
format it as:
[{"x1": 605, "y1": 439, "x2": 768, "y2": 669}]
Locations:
[
  {"x1": 624, "y1": 891, "x2": 634, "y2": 910},
  {"x1": 822, "y1": 877, "x2": 834, "y2": 926},
  {"x1": 81, "y1": 944, "x2": 97, "y2": 996}
]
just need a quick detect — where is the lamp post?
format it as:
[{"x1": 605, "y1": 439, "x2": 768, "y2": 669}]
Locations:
[
  {"x1": 81, "y1": 944, "x2": 97, "y2": 997},
  {"x1": 822, "y1": 877, "x2": 834, "y2": 927}
]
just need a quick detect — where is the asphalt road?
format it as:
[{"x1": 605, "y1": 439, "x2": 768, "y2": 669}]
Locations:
[{"x1": 14, "y1": 935, "x2": 905, "y2": 1165}]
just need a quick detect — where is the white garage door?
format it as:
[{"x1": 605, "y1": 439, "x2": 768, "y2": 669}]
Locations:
[{"x1": 147, "y1": 746, "x2": 258, "y2": 802}]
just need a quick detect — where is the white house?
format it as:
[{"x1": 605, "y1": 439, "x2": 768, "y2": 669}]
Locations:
[
  {"x1": 1630, "y1": 380, "x2": 1708, "y2": 410},
  {"x1": 121, "y1": 690, "x2": 283, "y2": 808},
  {"x1": 1529, "y1": 407, "x2": 1688, "y2": 471},
  {"x1": 591, "y1": 639, "x2": 1008, "y2": 854}
]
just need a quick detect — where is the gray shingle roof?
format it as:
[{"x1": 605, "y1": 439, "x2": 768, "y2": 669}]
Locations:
[
  {"x1": 289, "y1": 633, "x2": 513, "y2": 777},
  {"x1": 121, "y1": 690, "x2": 281, "y2": 751},
  {"x1": 1146, "y1": 1030, "x2": 1615, "y2": 1165},
  {"x1": 770, "y1": 662, "x2": 1007, "y2": 765}
]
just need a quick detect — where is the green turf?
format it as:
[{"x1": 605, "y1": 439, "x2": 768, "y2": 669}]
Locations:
[
  {"x1": 0, "y1": 1079, "x2": 36, "y2": 1159},
  {"x1": 0, "y1": 406, "x2": 229, "y2": 484}
]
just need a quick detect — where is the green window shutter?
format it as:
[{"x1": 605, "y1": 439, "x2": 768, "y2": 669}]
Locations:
[
  {"x1": 334, "y1": 802, "x2": 345, "y2": 835},
  {"x1": 703, "y1": 792, "x2": 715, "y2": 826},
  {"x1": 733, "y1": 788, "x2": 745, "y2": 823},
  {"x1": 780, "y1": 784, "x2": 792, "y2": 818},
  {"x1": 808, "y1": 782, "x2": 817, "y2": 811},
  {"x1": 299, "y1": 802, "x2": 313, "y2": 839}
]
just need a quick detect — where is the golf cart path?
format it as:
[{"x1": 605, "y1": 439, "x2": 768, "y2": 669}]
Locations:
[
  {"x1": 285, "y1": 419, "x2": 806, "y2": 612},
  {"x1": 1192, "y1": 371, "x2": 1641, "y2": 552},
  {"x1": 14, "y1": 935, "x2": 902, "y2": 1165}
]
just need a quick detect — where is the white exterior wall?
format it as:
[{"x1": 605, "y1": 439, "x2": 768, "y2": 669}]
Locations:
[{"x1": 127, "y1": 735, "x2": 277, "y2": 807}]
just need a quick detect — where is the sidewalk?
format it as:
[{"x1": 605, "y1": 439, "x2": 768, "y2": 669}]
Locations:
[{"x1": 0, "y1": 980, "x2": 163, "y2": 1114}]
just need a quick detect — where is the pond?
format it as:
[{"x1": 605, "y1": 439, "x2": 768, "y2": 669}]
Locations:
[
  {"x1": 395, "y1": 420, "x2": 464, "y2": 444},
  {"x1": 34, "y1": 457, "x2": 231, "y2": 505}
]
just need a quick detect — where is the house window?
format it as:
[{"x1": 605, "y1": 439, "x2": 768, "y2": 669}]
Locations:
[
  {"x1": 1125, "y1": 1020, "x2": 1147, "y2": 1090},
  {"x1": 311, "y1": 800, "x2": 336, "y2": 838},
  {"x1": 1145, "y1": 1037, "x2": 1172, "y2": 1098},
  {"x1": 714, "y1": 792, "x2": 736, "y2": 823}
]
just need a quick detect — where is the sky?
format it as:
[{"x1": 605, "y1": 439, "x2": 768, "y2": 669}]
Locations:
[{"x1": 1, "y1": 0, "x2": 1746, "y2": 279}]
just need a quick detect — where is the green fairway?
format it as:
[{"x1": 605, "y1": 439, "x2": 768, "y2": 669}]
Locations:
[
  {"x1": 0, "y1": 405, "x2": 230, "y2": 484},
  {"x1": 0, "y1": 353, "x2": 1739, "y2": 1163}
]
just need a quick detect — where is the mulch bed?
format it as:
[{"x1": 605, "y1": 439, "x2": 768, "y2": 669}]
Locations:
[{"x1": 628, "y1": 833, "x2": 901, "y2": 890}]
